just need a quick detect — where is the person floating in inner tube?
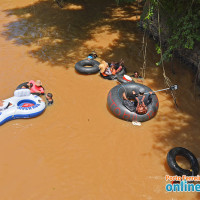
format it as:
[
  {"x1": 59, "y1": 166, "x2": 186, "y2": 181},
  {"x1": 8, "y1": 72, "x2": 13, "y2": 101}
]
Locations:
[
  {"x1": 87, "y1": 51, "x2": 98, "y2": 60},
  {"x1": 45, "y1": 93, "x2": 54, "y2": 106},
  {"x1": 27, "y1": 80, "x2": 45, "y2": 95},
  {"x1": 123, "y1": 90, "x2": 137, "y2": 112},
  {"x1": 133, "y1": 71, "x2": 142, "y2": 78},
  {"x1": 99, "y1": 60, "x2": 124, "y2": 80},
  {"x1": 108, "y1": 59, "x2": 125, "y2": 74},
  {"x1": 99, "y1": 60, "x2": 116, "y2": 80},
  {"x1": 122, "y1": 88, "x2": 153, "y2": 114},
  {"x1": 131, "y1": 71, "x2": 143, "y2": 83}
]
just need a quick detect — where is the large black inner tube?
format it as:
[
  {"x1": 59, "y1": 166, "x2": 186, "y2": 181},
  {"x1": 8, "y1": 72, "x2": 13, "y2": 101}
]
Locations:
[
  {"x1": 167, "y1": 147, "x2": 199, "y2": 176},
  {"x1": 75, "y1": 59, "x2": 100, "y2": 74},
  {"x1": 107, "y1": 82, "x2": 159, "y2": 122}
]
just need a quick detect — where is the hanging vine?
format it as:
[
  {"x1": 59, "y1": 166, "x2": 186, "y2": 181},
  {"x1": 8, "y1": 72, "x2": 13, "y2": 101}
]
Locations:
[
  {"x1": 140, "y1": 0, "x2": 200, "y2": 64},
  {"x1": 116, "y1": 0, "x2": 200, "y2": 65}
]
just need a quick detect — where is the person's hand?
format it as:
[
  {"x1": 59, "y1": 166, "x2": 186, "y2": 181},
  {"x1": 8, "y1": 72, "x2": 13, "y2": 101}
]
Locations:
[
  {"x1": 123, "y1": 92, "x2": 128, "y2": 100},
  {"x1": 149, "y1": 92, "x2": 152, "y2": 95}
]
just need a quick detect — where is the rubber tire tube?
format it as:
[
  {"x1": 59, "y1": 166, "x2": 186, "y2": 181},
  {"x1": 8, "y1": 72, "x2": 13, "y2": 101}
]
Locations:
[
  {"x1": 167, "y1": 147, "x2": 199, "y2": 176},
  {"x1": 75, "y1": 59, "x2": 100, "y2": 74},
  {"x1": 107, "y1": 82, "x2": 159, "y2": 122},
  {"x1": 16, "y1": 82, "x2": 29, "y2": 90}
]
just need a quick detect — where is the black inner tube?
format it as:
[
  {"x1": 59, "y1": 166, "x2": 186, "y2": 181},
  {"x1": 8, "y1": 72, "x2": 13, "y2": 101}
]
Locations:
[
  {"x1": 75, "y1": 59, "x2": 100, "y2": 74},
  {"x1": 167, "y1": 147, "x2": 199, "y2": 176},
  {"x1": 16, "y1": 82, "x2": 29, "y2": 90},
  {"x1": 107, "y1": 82, "x2": 159, "y2": 122}
]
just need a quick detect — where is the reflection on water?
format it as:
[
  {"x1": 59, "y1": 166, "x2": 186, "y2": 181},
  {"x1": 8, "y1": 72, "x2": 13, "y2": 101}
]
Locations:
[{"x1": 0, "y1": 0, "x2": 200, "y2": 200}]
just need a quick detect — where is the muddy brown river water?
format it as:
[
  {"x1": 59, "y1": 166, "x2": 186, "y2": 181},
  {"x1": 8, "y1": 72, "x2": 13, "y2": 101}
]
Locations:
[{"x1": 0, "y1": 0, "x2": 200, "y2": 199}]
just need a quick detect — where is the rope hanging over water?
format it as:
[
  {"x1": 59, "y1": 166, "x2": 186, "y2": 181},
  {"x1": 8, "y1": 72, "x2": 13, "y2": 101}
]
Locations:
[
  {"x1": 140, "y1": 1, "x2": 150, "y2": 79},
  {"x1": 141, "y1": 30, "x2": 147, "y2": 79},
  {"x1": 157, "y1": 6, "x2": 178, "y2": 109}
]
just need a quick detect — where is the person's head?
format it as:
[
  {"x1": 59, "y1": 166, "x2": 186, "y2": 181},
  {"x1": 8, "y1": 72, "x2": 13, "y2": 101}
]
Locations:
[
  {"x1": 139, "y1": 88, "x2": 145, "y2": 95},
  {"x1": 91, "y1": 51, "x2": 98, "y2": 58},
  {"x1": 101, "y1": 60, "x2": 108, "y2": 68},
  {"x1": 134, "y1": 71, "x2": 139, "y2": 78},
  {"x1": 110, "y1": 62, "x2": 115, "y2": 66},
  {"x1": 35, "y1": 80, "x2": 42, "y2": 87},
  {"x1": 46, "y1": 93, "x2": 53, "y2": 100}
]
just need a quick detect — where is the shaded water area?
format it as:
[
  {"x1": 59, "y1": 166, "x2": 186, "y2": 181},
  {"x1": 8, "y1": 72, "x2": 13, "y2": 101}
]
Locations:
[{"x1": 0, "y1": 0, "x2": 200, "y2": 199}]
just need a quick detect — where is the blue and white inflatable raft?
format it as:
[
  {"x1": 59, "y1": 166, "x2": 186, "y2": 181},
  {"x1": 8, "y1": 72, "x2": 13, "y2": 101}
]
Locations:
[{"x1": 0, "y1": 89, "x2": 46, "y2": 126}]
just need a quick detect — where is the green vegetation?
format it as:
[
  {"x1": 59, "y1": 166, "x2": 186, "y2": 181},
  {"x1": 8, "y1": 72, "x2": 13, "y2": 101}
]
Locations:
[{"x1": 117, "y1": 0, "x2": 200, "y2": 64}]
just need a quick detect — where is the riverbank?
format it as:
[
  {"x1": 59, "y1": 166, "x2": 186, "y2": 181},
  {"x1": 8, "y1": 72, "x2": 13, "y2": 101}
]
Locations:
[{"x1": 139, "y1": 0, "x2": 200, "y2": 85}]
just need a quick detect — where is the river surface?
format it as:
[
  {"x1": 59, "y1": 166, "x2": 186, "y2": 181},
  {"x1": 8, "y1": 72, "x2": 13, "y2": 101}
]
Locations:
[{"x1": 0, "y1": 0, "x2": 200, "y2": 199}]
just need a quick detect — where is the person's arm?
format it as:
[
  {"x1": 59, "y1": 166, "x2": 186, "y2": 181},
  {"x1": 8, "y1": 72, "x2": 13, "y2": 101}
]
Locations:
[
  {"x1": 28, "y1": 80, "x2": 35, "y2": 85},
  {"x1": 123, "y1": 92, "x2": 128, "y2": 100},
  {"x1": 132, "y1": 90, "x2": 137, "y2": 98},
  {"x1": 116, "y1": 65, "x2": 122, "y2": 72},
  {"x1": 147, "y1": 92, "x2": 152, "y2": 102},
  {"x1": 39, "y1": 87, "x2": 45, "y2": 94},
  {"x1": 111, "y1": 66, "x2": 116, "y2": 75}
]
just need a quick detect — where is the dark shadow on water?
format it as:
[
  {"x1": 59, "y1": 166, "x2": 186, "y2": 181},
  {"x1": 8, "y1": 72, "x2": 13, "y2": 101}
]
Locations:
[{"x1": 2, "y1": 0, "x2": 144, "y2": 67}]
